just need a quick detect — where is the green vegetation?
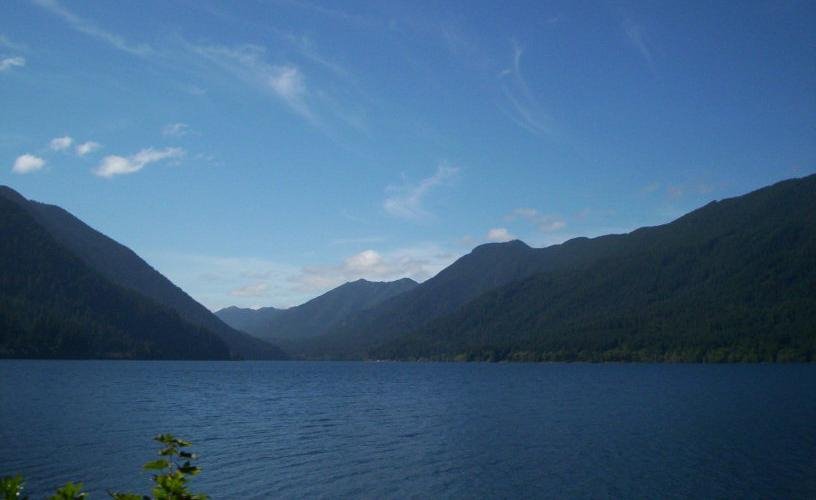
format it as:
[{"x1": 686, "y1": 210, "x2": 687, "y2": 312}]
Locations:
[
  {"x1": 1, "y1": 435, "x2": 206, "y2": 500},
  {"x1": 12, "y1": 190, "x2": 288, "y2": 361},
  {"x1": 0, "y1": 195, "x2": 230, "y2": 360},
  {"x1": 216, "y1": 278, "x2": 418, "y2": 342},
  {"x1": 375, "y1": 175, "x2": 816, "y2": 362}
]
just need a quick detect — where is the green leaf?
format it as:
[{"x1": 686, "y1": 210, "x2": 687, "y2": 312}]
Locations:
[
  {"x1": 158, "y1": 447, "x2": 178, "y2": 456},
  {"x1": 108, "y1": 493, "x2": 145, "y2": 500},
  {"x1": 1, "y1": 475, "x2": 25, "y2": 500},
  {"x1": 50, "y1": 482, "x2": 87, "y2": 500},
  {"x1": 143, "y1": 459, "x2": 170, "y2": 470}
]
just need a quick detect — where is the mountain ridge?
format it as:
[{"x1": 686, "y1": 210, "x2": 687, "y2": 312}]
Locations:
[
  {"x1": 294, "y1": 174, "x2": 816, "y2": 360},
  {"x1": 216, "y1": 277, "x2": 418, "y2": 342},
  {"x1": 0, "y1": 186, "x2": 287, "y2": 360}
]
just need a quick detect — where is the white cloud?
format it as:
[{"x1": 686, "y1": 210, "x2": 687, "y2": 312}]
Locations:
[
  {"x1": 94, "y1": 147, "x2": 184, "y2": 178},
  {"x1": 31, "y1": 0, "x2": 151, "y2": 56},
  {"x1": 507, "y1": 208, "x2": 566, "y2": 232},
  {"x1": 49, "y1": 136, "x2": 73, "y2": 151},
  {"x1": 499, "y1": 41, "x2": 554, "y2": 137},
  {"x1": 292, "y1": 244, "x2": 459, "y2": 293},
  {"x1": 230, "y1": 283, "x2": 269, "y2": 298},
  {"x1": 0, "y1": 56, "x2": 25, "y2": 71},
  {"x1": 268, "y1": 65, "x2": 305, "y2": 102},
  {"x1": 11, "y1": 154, "x2": 46, "y2": 174},
  {"x1": 190, "y1": 44, "x2": 314, "y2": 121},
  {"x1": 487, "y1": 227, "x2": 514, "y2": 242},
  {"x1": 384, "y1": 164, "x2": 460, "y2": 220},
  {"x1": 162, "y1": 123, "x2": 190, "y2": 137},
  {"x1": 75, "y1": 141, "x2": 101, "y2": 156}
]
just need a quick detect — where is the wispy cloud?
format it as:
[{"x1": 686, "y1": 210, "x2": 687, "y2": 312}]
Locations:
[
  {"x1": 0, "y1": 35, "x2": 27, "y2": 52},
  {"x1": 75, "y1": 141, "x2": 101, "y2": 156},
  {"x1": 190, "y1": 43, "x2": 314, "y2": 122},
  {"x1": 499, "y1": 41, "x2": 553, "y2": 137},
  {"x1": 622, "y1": 18, "x2": 655, "y2": 72},
  {"x1": 11, "y1": 154, "x2": 46, "y2": 174},
  {"x1": 0, "y1": 56, "x2": 25, "y2": 72},
  {"x1": 94, "y1": 147, "x2": 184, "y2": 178},
  {"x1": 162, "y1": 122, "x2": 190, "y2": 137},
  {"x1": 49, "y1": 136, "x2": 73, "y2": 151},
  {"x1": 230, "y1": 282, "x2": 269, "y2": 298},
  {"x1": 506, "y1": 207, "x2": 566, "y2": 232},
  {"x1": 383, "y1": 164, "x2": 460, "y2": 220},
  {"x1": 31, "y1": 0, "x2": 152, "y2": 56},
  {"x1": 486, "y1": 227, "x2": 514, "y2": 242}
]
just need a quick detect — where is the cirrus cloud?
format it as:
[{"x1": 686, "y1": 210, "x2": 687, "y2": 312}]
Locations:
[
  {"x1": 0, "y1": 56, "x2": 25, "y2": 72},
  {"x1": 383, "y1": 164, "x2": 460, "y2": 220},
  {"x1": 507, "y1": 207, "x2": 566, "y2": 232}
]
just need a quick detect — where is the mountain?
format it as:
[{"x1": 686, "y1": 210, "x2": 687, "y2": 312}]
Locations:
[
  {"x1": 0, "y1": 186, "x2": 287, "y2": 360},
  {"x1": 0, "y1": 193, "x2": 229, "y2": 359},
  {"x1": 292, "y1": 236, "x2": 618, "y2": 358},
  {"x1": 215, "y1": 305, "x2": 284, "y2": 337},
  {"x1": 296, "y1": 175, "x2": 816, "y2": 361},
  {"x1": 216, "y1": 278, "x2": 418, "y2": 342},
  {"x1": 377, "y1": 175, "x2": 816, "y2": 362}
]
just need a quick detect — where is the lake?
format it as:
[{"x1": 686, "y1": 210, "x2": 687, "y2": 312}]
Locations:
[{"x1": 1, "y1": 361, "x2": 815, "y2": 498}]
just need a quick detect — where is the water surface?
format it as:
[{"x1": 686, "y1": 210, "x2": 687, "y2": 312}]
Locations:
[{"x1": 1, "y1": 361, "x2": 814, "y2": 498}]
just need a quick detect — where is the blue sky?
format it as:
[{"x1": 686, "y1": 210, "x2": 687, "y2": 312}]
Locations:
[{"x1": 1, "y1": 0, "x2": 814, "y2": 310}]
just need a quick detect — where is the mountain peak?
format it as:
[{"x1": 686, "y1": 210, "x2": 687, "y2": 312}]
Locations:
[{"x1": 470, "y1": 239, "x2": 531, "y2": 255}]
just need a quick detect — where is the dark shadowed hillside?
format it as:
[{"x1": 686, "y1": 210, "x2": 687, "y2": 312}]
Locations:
[
  {"x1": 295, "y1": 175, "x2": 816, "y2": 360},
  {"x1": 0, "y1": 186, "x2": 287, "y2": 360},
  {"x1": 0, "y1": 194, "x2": 229, "y2": 359},
  {"x1": 377, "y1": 175, "x2": 816, "y2": 362}
]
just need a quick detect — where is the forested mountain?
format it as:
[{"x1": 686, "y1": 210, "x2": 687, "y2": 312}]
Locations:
[
  {"x1": 376, "y1": 175, "x2": 816, "y2": 362},
  {"x1": 217, "y1": 278, "x2": 418, "y2": 341},
  {"x1": 216, "y1": 305, "x2": 284, "y2": 337},
  {"x1": 0, "y1": 186, "x2": 287, "y2": 360},
  {"x1": 294, "y1": 175, "x2": 816, "y2": 361},
  {"x1": 0, "y1": 194, "x2": 229, "y2": 359}
]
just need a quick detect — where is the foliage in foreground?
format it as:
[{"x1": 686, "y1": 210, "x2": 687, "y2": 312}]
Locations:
[{"x1": 1, "y1": 434, "x2": 205, "y2": 500}]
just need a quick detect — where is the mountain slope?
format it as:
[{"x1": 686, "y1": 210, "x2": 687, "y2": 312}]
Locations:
[
  {"x1": 0, "y1": 194, "x2": 230, "y2": 359},
  {"x1": 215, "y1": 305, "x2": 284, "y2": 337},
  {"x1": 0, "y1": 186, "x2": 287, "y2": 360},
  {"x1": 217, "y1": 278, "x2": 418, "y2": 341},
  {"x1": 294, "y1": 236, "x2": 625, "y2": 358},
  {"x1": 297, "y1": 175, "x2": 816, "y2": 360},
  {"x1": 378, "y1": 175, "x2": 816, "y2": 362}
]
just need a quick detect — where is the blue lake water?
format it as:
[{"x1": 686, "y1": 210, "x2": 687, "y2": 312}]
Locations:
[{"x1": 1, "y1": 361, "x2": 815, "y2": 498}]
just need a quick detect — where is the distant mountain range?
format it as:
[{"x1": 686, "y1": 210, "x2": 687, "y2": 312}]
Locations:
[
  {"x1": 4, "y1": 175, "x2": 815, "y2": 362},
  {"x1": 216, "y1": 278, "x2": 417, "y2": 342},
  {"x1": 217, "y1": 174, "x2": 815, "y2": 362},
  {"x1": 0, "y1": 186, "x2": 287, "y2": 360}
]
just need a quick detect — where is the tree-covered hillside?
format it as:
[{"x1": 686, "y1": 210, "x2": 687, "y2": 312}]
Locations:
[
  {"x1": 217, "y1": 277, "x2": 418, "y2": 341},
  {"x1": 0, "y1": 195, "x2": 230, "y2": 359},
  {"x1": 377, "y1": 175, "x2": 816, "y2": 362},
  {"x1": 0, "y1": 186, "x2": 287, "y2": 360}
]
